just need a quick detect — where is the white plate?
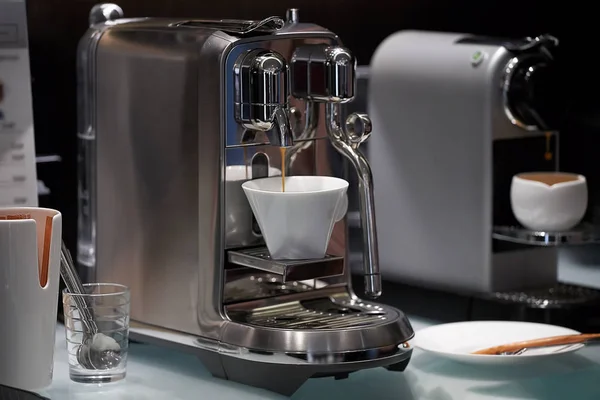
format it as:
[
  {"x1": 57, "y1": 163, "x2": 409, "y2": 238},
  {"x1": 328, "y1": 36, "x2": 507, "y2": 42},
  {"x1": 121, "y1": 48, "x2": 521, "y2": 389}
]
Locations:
[{"x1": 413, "y1": 321, "x2": 584, "y2": 365}]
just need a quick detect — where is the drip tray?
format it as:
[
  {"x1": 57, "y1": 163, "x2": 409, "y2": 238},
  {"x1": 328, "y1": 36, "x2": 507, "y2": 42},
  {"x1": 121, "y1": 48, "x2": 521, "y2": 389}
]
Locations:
[
  {"x1": 227, "y1": 247, "x2": 344, "y2": 282},
  {"x1": 228, "y1": 297, "x2": 389, "y2": 330}
]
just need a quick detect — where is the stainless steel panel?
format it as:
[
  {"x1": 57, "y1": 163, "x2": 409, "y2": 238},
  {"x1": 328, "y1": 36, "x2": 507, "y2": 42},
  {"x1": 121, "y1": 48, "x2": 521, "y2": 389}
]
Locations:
[{"x1": 94, "y1": 25, "x2": 232, "y2": 337}]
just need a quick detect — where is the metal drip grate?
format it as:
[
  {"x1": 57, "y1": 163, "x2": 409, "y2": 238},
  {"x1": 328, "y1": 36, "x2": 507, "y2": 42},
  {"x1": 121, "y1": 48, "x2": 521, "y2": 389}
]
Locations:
[
  {"x1": 490, "y1": 283, "x2": 600, "y2": 309},
  {"x1": 228, "y1": 298, "x2": 390, "y2": 330}
]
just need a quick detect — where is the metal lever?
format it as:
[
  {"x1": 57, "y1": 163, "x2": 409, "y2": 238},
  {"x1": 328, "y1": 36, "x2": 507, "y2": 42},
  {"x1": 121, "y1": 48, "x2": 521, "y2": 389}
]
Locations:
[
  {"x1": 291, "y1": 44, "x2": 382, "y2": 298},
  {"x1": 234, "y1": 49, "x2": 293, "y2": 147}
]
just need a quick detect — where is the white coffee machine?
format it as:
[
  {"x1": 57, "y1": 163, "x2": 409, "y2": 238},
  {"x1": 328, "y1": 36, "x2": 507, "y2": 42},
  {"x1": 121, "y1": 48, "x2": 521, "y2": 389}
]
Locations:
[{"x1": 367, "y1": 31, "x2": 594, "y2": 294}]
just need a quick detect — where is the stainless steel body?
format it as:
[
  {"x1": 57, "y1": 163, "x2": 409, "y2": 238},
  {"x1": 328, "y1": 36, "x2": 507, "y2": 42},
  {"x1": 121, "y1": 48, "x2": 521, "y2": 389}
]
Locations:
[
  {"x1": 369, "y1": 31, "x2": 567, "y2": 294},
  {"x1": 77, "y1": 5, "x2": 413, "y2": 395}
]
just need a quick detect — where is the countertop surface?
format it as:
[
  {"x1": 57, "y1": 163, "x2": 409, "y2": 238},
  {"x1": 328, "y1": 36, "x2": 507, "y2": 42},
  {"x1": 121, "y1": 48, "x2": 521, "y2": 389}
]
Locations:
[{"x1": 36, "y1": 316, "x2": 600, "y2": 400}]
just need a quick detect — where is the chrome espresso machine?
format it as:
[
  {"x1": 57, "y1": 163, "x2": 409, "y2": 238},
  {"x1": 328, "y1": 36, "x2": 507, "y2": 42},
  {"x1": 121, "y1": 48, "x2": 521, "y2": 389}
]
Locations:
[{"x1": 76, "y1": 3, "x2": 414, "y2": 395}]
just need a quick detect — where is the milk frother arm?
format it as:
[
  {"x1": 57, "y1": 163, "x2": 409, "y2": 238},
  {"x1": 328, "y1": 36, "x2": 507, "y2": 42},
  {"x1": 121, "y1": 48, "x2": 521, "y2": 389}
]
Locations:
[
  {"x1": 289, "y1": 43, "x2": 381, "y2": 297},
  {"x1": 325, "y1": 103, "x2": 381, "y2": 298}
]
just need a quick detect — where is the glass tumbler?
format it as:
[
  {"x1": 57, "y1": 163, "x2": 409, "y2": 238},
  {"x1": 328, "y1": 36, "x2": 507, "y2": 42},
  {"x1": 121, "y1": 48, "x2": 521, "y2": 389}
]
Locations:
[{"x1": 62, "y1": 283, "x2": 130, "y2": 383}]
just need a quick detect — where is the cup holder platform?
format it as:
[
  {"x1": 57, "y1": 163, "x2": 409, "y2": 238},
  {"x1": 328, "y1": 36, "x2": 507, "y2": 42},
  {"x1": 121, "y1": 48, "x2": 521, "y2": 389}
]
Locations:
[
  {"x1": 492, "y1": 223, "x2": 600, "y2": 246},
  {"x1": 227, "y1": 247, "x2": 345, "y2": 282}
]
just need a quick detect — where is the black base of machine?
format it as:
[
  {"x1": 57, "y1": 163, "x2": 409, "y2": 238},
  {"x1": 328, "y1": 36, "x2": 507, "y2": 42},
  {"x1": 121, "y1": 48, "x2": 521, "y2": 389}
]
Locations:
[{"x1": 198, "y1": 349, "x2": 413, "y2": 397}]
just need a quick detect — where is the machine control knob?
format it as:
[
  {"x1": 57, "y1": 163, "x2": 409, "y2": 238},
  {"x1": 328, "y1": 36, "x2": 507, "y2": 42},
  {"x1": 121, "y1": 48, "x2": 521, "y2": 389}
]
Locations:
[{"x1": 286, "y1": 8, "x2": 300, "y2": 24}]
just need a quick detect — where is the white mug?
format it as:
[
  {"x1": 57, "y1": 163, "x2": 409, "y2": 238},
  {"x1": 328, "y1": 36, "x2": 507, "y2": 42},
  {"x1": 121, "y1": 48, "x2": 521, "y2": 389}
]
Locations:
[
  {"x1": 0, "y1": 207, "x2": 62, "y2": 391},
  {"x1": 242, "y1": 176, "x2": 348, "y2": 260},
  {"x1": 225, "y1": 165, "x2": 280, "y2": 246},
  {"x1": 510, "y1": 172, "x2": 587, "y2": 232}
]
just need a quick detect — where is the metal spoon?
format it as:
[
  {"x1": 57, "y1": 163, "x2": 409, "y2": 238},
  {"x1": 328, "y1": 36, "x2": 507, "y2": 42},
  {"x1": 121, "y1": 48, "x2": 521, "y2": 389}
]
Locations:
[{"x1": 60, "y1": 242, "x2": 122, "y2": 369}]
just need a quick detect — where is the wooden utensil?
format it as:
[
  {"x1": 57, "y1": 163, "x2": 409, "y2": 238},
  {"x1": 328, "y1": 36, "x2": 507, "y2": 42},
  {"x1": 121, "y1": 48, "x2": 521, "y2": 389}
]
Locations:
[{"x1": 472, "y1": 333, "x2": 600, "y2": 355}]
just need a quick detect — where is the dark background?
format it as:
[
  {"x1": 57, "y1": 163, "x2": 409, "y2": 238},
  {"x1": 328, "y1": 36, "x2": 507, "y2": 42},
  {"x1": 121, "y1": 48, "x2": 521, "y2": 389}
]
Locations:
[{"x1": 26, "y1": 0, "x2": 597, "y2": 255}]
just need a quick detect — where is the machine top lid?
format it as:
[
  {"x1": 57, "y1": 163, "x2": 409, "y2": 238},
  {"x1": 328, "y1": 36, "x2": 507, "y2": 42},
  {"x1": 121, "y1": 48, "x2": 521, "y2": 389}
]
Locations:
[
  {"x1": 89, "y1": 2, "x2": 287, "y2": 35},
  {"x1": 86, "y1": 5, "x2": 336, "y2": 42}
]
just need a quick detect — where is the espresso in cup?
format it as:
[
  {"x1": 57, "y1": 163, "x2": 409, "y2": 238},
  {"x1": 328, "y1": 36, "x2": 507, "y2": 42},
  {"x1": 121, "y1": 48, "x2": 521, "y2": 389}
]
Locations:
[{"x1": 510, "y1": 172, "x2": 587, "y2": 232}]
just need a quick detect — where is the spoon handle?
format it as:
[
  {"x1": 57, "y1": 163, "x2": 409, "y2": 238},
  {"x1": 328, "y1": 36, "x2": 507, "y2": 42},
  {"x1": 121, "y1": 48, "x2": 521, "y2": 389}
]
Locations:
[
  {"x1": 60, "y1": 241, "x2": 98, "y2": 334},
  {"x1": 472, "y1": 333, "x2": 600, "y2": 355}
]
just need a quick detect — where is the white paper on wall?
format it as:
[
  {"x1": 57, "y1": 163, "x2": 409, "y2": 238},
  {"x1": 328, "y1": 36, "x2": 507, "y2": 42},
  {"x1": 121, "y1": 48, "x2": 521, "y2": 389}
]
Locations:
[{"x1": 0, "y1": 0, "x2": 38, "y2": 207}]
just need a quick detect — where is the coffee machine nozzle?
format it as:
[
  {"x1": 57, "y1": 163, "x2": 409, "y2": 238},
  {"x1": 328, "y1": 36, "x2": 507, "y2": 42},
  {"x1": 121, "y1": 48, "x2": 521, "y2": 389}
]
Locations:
[
  {"x1": 234, "y1": 49, "x2": 293, "y2": 147},
  {"x1": 78, "y1": 4, "x2": 413, "y2": 395}
]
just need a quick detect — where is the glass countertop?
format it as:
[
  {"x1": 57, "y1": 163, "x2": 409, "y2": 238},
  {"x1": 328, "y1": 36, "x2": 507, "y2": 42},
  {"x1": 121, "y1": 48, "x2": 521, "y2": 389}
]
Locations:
[{"x1": 31, "y1": 318, "x2": 600, "y2": 400}]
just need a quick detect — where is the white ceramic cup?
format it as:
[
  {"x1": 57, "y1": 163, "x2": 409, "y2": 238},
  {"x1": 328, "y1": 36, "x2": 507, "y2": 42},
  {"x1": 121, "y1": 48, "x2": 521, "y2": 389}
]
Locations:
[
  {"x1": 242, "y1": 176, "x2": 348, "y2": 260},
  {"x1": 225, "y1": 165, "x2": 280, "y2": 246},
  {"x1": 0, "y1": 207, "x2": 62, "y2": 391},
  {"x1": 510, "y1": 172, "x2": 587, "y2": 232}
]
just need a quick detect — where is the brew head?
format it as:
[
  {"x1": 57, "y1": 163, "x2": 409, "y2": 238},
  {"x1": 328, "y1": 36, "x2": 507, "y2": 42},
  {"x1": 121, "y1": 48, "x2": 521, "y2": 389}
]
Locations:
[{"x1": 234, "y1": 49, "x2": 293, "y2": 147}]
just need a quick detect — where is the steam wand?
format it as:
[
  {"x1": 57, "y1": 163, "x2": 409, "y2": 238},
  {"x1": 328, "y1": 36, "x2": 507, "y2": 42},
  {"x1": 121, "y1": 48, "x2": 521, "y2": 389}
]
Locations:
[{"x1": 325, "y1": 103, "x2": 381, "y2": 298}]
